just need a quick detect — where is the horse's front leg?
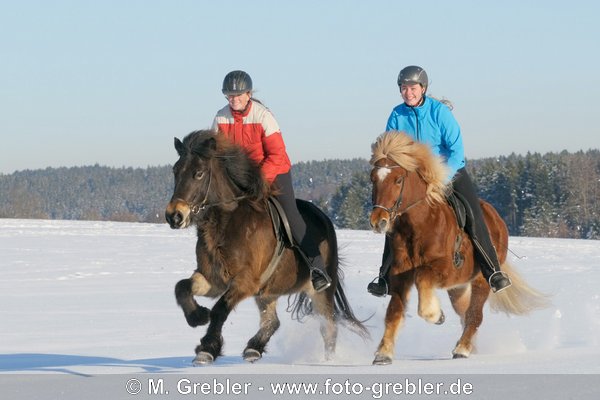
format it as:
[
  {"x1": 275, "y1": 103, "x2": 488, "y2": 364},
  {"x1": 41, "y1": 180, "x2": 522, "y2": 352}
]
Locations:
[
  {"x1": 373, "y1": 271, "x2": 413, "y2": 365},
  {"x1": 193, "y1": 285, "x2": 253, "y2": 365},
  {"x1": 175, "y1": 272, "x2": 217, "y2": 327},
  {"x1": 243, "y1": 296, "x2": 280, "y2": 362},
  {"x1": 414, "y1": 267, "x2": 445, "y2": 325}
]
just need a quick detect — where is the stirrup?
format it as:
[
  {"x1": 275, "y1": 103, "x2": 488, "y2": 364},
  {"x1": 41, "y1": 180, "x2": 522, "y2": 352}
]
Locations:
[
  {"x1": 489, "y1": 271, "x2": 512, "y2": 293},
  {"x1": 311, "y1": 269, "x2": 331, "y2": 293},
  {"x1": 367, "y1": 277, "x2": 388, "y2": 297}
]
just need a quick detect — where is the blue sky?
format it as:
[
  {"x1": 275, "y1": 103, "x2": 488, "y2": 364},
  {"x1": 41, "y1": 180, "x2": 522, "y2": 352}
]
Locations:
[{"x1": 1, "y1": 0, "x2": 598, "y2": 174}]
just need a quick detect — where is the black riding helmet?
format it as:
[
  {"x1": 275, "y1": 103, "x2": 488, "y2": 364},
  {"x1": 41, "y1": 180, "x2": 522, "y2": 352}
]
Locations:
[
  {"x1": 397, "y1": 66, "x2": 428, "y2": 92},
  {"x1": 222, "y1": 70, "x2": 253, "y2": 95}
]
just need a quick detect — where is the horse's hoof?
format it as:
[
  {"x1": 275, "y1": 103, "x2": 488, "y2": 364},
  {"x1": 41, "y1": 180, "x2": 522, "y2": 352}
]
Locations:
[
  {"x1": 452, "y1": 352, "x2": 468, "y2": 359},
  {"x1": 372, "y1": 354, "x2": 392, "y2": 365},
  {"x1": 193, "y1": 351, "x2": 214, "y2": 366},
  {"x1": 243, "y1": 349, "x2": 262, "y2": 363},
  {"x1": 185, "y1": 307, "x2": 210, "y2": 327},
  {"x1": 435, "y1": 310, "x2": 445, "y2": 325},
  {"x1": 185, "y1": 315, "x2": 208, "y2": 328}
]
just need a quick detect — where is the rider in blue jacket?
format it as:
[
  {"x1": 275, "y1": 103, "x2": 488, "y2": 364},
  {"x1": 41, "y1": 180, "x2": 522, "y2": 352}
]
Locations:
[
  {"x1": 386, "y1": 93, "x2": 465, "y2": 181},
  {"x1": 367, "y1": 65, "x2": 512, "y2": 296}
]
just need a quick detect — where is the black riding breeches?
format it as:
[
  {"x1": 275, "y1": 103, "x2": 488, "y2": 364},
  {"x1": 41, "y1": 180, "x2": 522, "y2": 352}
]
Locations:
[
  {"x1": 273, "y1": 172, "x2": 321, "y2": 258},
  {"x1": 451, "y1": 168, "x2": 501, "y2": 278}
]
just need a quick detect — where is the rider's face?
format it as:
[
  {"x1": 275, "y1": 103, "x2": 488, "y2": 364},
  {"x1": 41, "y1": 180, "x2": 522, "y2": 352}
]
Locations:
[
  {"x1": 400, "y1": 83, "x2": 425, "y2": 107},
  {"x1": 226, "y1": 92, "x2": 251, "y2": 111}
]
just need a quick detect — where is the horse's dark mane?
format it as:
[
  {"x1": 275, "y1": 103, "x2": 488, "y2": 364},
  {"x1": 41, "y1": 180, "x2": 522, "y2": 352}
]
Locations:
[{"x1": 182, "y1": 130, "x2": 269, "y2": 201}]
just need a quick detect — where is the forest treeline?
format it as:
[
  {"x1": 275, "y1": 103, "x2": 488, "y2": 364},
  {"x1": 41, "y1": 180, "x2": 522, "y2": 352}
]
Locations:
[{"x1": 1, "y1": 150, "x2": 599, "y2": 239}]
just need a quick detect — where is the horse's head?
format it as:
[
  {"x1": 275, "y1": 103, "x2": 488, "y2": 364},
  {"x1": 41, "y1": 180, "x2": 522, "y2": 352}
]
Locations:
[
  {"x1": 369, "y1": 131, "x2": 450, "y2": 233},
  {"x1": 165, "y1": 130, "x2": 268, "y2": 229},
  {"x1": 165, "y1": 131, "x2": 218, "y2": 229}
]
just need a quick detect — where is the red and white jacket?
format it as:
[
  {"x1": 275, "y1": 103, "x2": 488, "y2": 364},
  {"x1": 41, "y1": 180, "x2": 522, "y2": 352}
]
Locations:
[{"x1": 212, "y1": 100, "x2": 291, "y2": 184}]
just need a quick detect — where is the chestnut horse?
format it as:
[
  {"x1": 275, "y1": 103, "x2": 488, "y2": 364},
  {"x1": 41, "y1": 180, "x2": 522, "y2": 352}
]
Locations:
[
  {"x1": 369, "y1": 131, "x2": 548, "y2": 365},
  {"x1": 165, "y1": 130, "x2": 367, "y2": 365}
]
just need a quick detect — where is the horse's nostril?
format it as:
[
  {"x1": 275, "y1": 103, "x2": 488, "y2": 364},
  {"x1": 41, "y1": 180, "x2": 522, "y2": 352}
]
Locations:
[{"x1": 166, "y1": 211, "x2": 183, "y2": 228}]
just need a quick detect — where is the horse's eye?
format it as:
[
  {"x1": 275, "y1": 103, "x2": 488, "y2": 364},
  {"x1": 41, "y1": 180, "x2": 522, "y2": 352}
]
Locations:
[
  {"x1": 395, "y1": 176, "x2": 404, "y2": 185},
  {"x1": 194, "y1": 171, "x2": 205, "y2": 180}
]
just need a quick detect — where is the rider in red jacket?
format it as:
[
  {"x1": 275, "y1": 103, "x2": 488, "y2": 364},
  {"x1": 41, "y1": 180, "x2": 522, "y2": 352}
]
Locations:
[
  {"x1": 212, "y1": 70, "x2": 331, "y2": 292},
  {"x1": 212, "y1": 87, "x2": 290, "y2": 184}
]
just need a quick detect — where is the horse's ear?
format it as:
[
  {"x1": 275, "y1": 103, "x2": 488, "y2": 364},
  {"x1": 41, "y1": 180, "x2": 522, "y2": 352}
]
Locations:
[
  {"x1": 205, "y1": 137, "x2": 217, "y2": 151},
  {"x1": 174, "y1": 137, "x2": 185, "y2": 156}
]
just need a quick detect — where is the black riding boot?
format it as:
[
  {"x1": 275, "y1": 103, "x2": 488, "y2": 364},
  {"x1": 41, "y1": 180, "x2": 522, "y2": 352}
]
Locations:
[
  {"x1": 296, "y1": 226, "x2": 331, "y2": 293},
  {"x1": 472, "y1": 238, "x2": 512, "y2": 293},
  {"x1": 452, "y1": 168, "x2": 511, "y2": 293},
  {"x1": 367, "y1": 268, "x2": 389, "y2": 297},
  {"x1": 367, "y1": 237, "x2": 393, "y2": 297},
  {"x1": 273, "y1": 172, "x2": 331, "y2": 293}
]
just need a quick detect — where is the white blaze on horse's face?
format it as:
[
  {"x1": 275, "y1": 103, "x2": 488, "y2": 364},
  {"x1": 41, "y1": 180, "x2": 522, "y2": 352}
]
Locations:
[{"x1": 377, "y1": 166, "x2": 392, "y2": 182}]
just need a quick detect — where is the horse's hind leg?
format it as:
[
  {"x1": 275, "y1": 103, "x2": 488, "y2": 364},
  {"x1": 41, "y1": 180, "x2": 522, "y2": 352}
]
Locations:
[
  {"x1": 452, "y1": 276, "x2": 489, "y2": 358},
  {"x1": 243, "y1": 296, "x2": 281, "y2": 363},
  {"x1": 311, "y1": 292, "x2": 337, "y2": 360},
  {"x1": 175, "y1": 272, "x2": 214, "y2": 327},
  {"x1": 448, "y1": 284, "x2": 472, "y2": 327}
]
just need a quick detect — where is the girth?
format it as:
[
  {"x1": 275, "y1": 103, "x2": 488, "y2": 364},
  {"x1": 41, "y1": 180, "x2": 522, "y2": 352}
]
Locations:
[{"x1": 257, "y1": 197, "x2": 296, "y2": 288}]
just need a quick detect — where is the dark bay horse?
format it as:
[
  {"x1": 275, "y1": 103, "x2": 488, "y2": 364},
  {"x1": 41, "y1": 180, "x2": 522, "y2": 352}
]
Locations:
[
  {"x1": 165, "y1": 130, "x2": 367, "y2": 365},
  {"x1": 369, "y1": 131, "x2": 548, "y2": 365}
]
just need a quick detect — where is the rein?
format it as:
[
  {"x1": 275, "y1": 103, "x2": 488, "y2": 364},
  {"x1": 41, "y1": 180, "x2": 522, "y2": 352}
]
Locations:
[{"x1": 372, "y1": 166, "x2": 426, "y2": 221}]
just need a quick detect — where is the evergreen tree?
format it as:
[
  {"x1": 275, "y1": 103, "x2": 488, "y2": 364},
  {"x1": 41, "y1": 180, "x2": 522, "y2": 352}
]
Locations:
[
  {"x1": 1, "y1": 149, "x2": 599, "y2": 240},
  {"x1": 329, "y1": 172, "x2": 371, "y2": 230}
]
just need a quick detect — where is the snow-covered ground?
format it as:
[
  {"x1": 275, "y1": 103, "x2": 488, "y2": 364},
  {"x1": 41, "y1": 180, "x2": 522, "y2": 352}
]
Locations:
[{"x1": 1, "y1": 219, "x2": 598, "y2": 398}]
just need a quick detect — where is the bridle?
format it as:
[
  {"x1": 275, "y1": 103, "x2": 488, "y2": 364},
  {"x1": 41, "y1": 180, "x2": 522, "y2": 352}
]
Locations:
[
  {"x1": 371, "y1": 165, "x2": 426, "y2": 221},
  {"x1": 176, "y1": 160, "x2": 249, "y2": 215}
]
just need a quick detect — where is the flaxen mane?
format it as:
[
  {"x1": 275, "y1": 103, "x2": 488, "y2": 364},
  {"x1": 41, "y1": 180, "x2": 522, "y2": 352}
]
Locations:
[
  {"x1": 368, "y1": 131, "x2": 548, "y2": 365},
  {"x1": 370, "y1": 131, "x2": 450, "y2": 204}
]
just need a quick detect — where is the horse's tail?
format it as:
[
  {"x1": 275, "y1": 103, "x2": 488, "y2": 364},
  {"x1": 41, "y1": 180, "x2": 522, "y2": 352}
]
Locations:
[
  {"x1": 310, "y1": 203, "x2": 370, "y2": 339},
  {"x1": 333, "y1": 281, "x2": 371, "y2": 339},
  {"x1": 293, "y1": 200, "x2": 370, "y2": 339},
  {"x1": 288, "y1": 282, "x2": 370, "y2": 340},
  {"x1": 488, "y1": 262, "x2": 551, "y2": 316}
]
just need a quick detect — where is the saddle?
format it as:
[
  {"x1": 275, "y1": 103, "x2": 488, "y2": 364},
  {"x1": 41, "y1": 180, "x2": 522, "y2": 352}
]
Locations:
[
  {"x1": 446, "y1": 191, "x2": 467, "y2": 233},
  {"x1": 445, "y1": 190, "x2": 476, "y2": 268}
]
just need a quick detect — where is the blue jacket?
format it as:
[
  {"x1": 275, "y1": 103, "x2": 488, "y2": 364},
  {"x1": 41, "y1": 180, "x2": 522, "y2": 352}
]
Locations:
[{"x1": 386, "y1": 96, "x2": 465, "y2": 181}]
